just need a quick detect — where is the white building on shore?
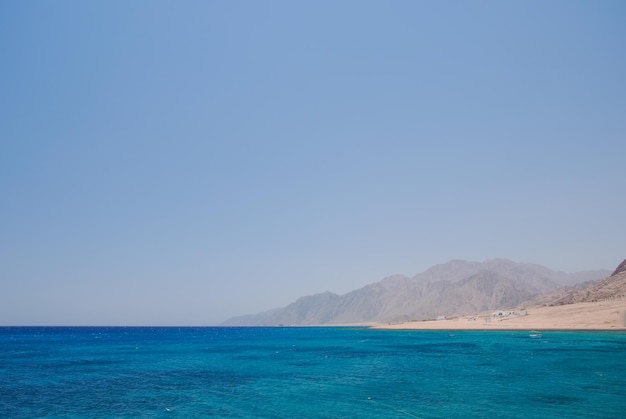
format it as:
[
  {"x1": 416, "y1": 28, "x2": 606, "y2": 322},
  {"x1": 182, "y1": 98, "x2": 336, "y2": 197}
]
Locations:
[{"x1": 491, "y1": 309, "x2": 527, "y2": 318}]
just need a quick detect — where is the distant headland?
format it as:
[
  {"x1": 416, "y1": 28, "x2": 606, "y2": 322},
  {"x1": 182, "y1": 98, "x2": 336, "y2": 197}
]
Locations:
[{"x1": 224, "y1": 258, "x2": 625, "y2": 329}]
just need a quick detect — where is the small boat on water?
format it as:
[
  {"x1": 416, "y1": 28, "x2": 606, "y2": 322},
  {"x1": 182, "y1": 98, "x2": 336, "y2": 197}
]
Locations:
[{"x1": 529, "y1": 331, "x2": 542, "y2": 338}]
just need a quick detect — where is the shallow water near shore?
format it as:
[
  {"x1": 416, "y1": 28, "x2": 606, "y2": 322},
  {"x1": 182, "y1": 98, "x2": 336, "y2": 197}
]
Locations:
[{"x1": 2, "y1": 327, "x2": 625, "y2": 418}]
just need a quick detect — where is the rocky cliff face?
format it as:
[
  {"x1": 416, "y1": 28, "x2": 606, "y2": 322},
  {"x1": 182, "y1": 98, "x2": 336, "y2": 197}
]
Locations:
[{"x1": 223, "y1": 259, "x2": 610, "y2": 326}]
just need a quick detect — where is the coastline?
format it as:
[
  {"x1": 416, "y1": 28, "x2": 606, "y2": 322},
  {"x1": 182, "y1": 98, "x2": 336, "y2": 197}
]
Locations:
[{"x1": 370, "y1": 300, "x2": 626, "y2": 331}]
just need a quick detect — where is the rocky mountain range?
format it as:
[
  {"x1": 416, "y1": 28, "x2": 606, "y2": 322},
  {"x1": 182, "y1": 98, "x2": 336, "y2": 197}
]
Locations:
[
  {"x1": 532, "y1": 259, "x2": 626, "y2": 306},
  {"x1": 223, "y1": 259, "x2": 610, "y2": 326}
]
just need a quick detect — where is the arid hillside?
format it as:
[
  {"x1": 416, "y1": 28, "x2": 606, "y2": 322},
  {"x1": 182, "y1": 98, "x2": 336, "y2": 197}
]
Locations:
[
  {"x1": 224, "y1": 259, "x2": 609, "y2": 326},
  {"x1": 539, "y1": 259, "x2": 626, "y2": 306}
]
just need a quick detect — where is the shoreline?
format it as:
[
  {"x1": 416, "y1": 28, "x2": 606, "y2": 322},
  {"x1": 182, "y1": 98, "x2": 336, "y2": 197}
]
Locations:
[{"x1": 370, "y1": 300, "x2": 626, "y2": 331}]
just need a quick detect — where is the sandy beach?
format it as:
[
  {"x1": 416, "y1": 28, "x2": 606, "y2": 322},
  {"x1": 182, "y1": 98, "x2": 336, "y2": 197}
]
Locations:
[{"x1": 372, "y1": 299, "x2": 626, "y2": 331}]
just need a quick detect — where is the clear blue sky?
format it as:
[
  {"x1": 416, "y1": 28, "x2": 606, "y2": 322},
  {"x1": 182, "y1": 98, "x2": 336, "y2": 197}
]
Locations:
[{"x1": 1, "y1": 1, "x2": 624, "y2": 325}]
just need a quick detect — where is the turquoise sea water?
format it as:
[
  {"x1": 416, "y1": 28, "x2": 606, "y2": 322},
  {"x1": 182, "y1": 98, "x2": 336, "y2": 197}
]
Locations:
[{"x1": 1, "y1": 327, "x2": 625, "y2": 418}]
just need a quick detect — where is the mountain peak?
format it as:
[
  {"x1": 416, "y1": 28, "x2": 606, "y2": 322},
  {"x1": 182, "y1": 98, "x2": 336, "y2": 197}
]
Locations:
[{"x1": 611, "y1": 259, "x2": 626, "y2": 277}]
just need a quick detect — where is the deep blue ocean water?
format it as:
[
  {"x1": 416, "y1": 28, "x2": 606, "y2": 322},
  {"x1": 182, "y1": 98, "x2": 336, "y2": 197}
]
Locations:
[{"x1": 1, "y1": 327, "x2": 625, "y2": 418}]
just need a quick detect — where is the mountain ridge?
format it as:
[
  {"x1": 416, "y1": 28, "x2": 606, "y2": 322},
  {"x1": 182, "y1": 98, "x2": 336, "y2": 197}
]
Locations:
[{"x1": 223, "y1": 259, "x2": 610, "y2": 326}]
